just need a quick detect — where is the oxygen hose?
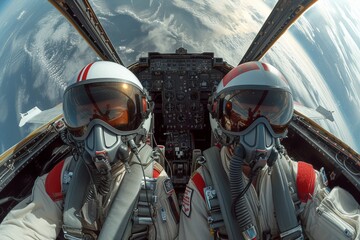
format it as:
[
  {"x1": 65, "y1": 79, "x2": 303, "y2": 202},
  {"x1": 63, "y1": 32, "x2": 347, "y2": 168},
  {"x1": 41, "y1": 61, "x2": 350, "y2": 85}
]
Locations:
[
  {"x1": 87, "y1": 143, "x2": 130, "y2": 201},
  {"x1": 229, "y1": 144, "x2": 257, "y2": 240},
  {"x1": 84, "y1": 165, "x2": 112, "y2": 202},
  {"x1": 97, "y1": 169, "x2": 112, "y2": 196}
]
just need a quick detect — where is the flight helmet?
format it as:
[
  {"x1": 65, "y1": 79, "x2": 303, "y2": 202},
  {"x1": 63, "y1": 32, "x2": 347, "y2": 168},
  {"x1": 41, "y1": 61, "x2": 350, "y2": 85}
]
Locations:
[
  {"x1": 208, "y1": 61, "x2": 293, "y2": 165},
  {"x1": 63, "y1": 61, "x2": 153, "y2": 165}
]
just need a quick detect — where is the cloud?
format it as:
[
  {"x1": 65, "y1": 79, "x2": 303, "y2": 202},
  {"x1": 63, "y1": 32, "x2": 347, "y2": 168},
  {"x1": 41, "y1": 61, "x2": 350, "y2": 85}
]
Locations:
[
  {"x1": 119, "y1": 46, "x2": 135, "y2": 53},
  {"x1": 90, "y1": 1, "x2": 116, "y2": 17},
  {"x1": 17, "y1": 10, "x2": 26, "y2": 20},
  {"x1": 0, "y1": 143, "x2": 5, "y2": 155},
  {"x1": 0, "y1": 95, "x2": 8, "y2": 123},
  {"x1": 97, "y1": 0, "x2": 275, "y2": 66},
  {"x1": 23, "y1": 10, "x2": 97, "y2": 102}
]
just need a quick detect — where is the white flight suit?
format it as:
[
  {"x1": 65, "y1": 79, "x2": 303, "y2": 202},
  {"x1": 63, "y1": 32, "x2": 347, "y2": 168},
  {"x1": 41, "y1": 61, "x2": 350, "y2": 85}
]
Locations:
[
  {"x1": 179, "y1": 147, "x2": 360, "y2": 240},
  {"x1": 0, "y1": 144, "x2": 179, "y2": 240}
]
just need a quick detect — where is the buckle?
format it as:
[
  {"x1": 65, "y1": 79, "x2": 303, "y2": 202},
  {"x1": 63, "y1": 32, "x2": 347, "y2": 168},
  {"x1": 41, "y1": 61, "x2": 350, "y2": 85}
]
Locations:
[
  {"x1": 279, "y1": 225, "x2": 303, "y2": 239},
  {"x1": 62, "y1": 225, "x2": 96, "y2": 240}
]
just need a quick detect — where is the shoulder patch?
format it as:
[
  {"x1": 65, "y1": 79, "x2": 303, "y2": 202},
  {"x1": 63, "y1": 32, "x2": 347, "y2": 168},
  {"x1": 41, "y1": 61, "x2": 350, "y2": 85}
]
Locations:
[
  {"x1": 182, "y1": 186, "x2": 193, "y2": 218},
  {"x1": 164, "y1": 178, "x2": 174, "y2": 195}
]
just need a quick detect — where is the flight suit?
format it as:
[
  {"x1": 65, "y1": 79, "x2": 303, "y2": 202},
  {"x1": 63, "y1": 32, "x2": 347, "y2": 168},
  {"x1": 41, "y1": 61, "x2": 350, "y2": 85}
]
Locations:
[
  {"x1": 0, "y1": 144, "x2": 179, "y2": 240},
  {"x1": 179, "y1": 146, "x2": 360, "y2": 240}
]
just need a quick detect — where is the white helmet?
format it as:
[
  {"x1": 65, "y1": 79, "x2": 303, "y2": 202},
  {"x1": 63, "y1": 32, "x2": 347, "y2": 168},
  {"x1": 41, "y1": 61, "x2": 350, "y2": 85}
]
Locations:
[
  {"x1": 208, "y1": 61, "x2": 293, "y2": 163},
  {"x1": 63, "y1": 61, "x2": 152, "y2": 139},
  {"x1": 63, "y1": 61, "x2": 153, "y2": 164}
]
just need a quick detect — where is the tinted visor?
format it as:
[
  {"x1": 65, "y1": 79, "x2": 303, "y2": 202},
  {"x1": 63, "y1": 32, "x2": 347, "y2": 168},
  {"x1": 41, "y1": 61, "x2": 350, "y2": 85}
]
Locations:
[
  {"x1": 63, "y1": 81, "x2": 145, "y2": 137},
  {"x1": 219, "y1": 89, "x2": 293, "y2": 134}
]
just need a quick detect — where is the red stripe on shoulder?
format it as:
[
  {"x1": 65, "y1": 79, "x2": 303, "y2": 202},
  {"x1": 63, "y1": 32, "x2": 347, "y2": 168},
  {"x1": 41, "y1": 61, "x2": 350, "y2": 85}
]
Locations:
[
  {"x1": 152, "y1": 162, "x2": 163, "y2": 178},
  {"x1": 153, "y1": 168, "x2": 161, "y2": 178},
  {"x1": 296, "y1": 161, "x2": 315, "y2": 203},
  {"x1": 45, "y1": 160, "x2": 65, "y2": 201},
  {"x1": 192, "y1": 172, "x2": 206, "y2": 201}
]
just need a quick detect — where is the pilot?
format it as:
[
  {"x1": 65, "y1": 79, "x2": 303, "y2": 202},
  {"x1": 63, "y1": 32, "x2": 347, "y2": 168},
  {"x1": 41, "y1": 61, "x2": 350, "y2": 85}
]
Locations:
[
  {"x1": 179, "y1": 61, "x2": 360, "y2": 240},
  {"x1": 0, "y1": 61, "x2": 180, "y2": 240}
]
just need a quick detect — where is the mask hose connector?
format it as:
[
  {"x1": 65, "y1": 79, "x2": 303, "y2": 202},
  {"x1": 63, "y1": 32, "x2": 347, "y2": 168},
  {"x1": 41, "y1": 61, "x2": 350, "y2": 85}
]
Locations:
[
  {"x1": 93, "y1": 152, "x2": 112, "y2": 196},
  {"x1": 117, "y1": 143, "x2": 131, "y2": 172},
  {"x1": 229, "y1": 144, "x2": 257, "y2": 240}
]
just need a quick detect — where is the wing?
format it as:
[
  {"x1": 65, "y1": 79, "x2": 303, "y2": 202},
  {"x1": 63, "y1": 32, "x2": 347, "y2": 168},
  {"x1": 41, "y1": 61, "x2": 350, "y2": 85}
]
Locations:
[
  {"x1": 294, "y1": 102, "x2": 334, "y2": 122},
  {"x1": 19, "y1": 104, "x2": 63, "y2": 127}
]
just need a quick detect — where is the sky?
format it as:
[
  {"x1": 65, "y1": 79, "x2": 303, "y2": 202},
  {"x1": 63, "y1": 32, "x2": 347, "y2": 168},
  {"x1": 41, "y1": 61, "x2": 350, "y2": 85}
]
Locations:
[
  {"x1": 0, "y1": 0, "x2": 359, "y2": 154},
  {"x1": 266, "y1": 0, "x2": 360, "y2": 151}
]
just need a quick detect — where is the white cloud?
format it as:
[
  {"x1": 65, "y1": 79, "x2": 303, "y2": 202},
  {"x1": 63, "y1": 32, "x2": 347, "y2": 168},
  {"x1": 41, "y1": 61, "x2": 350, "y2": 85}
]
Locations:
[
  {"x1": 15, "y1": 74, "x2": 30, "y2": 125},
  {"x1": 171, "y1": 0, "x2": 273, "y2": 63},
  {"x1": 294, "y1": 17, "x2": 316, "y2": 45},
  {"x1": 105, "y1": 0, "x2": 275, "y2": 66},
  {"x1": 0, "y1": 95, "x2": 8, "y2": 123},
  {"x1": 125, "y1": 48, "x2": 135, "y2": 54},
  {"x1": 17, "y1": 10, "x2": 26, "y2": 20},
  {"x1": 91, "y1": 1, "x2": 116, "y2": 17},
  {"x1": 306, "y1": 1, "x2": 360, "y2": 111},
  {"x1": 23, "y1": 11, "x2": 96, "y2": 100},
  {"x1": 0, "y1": 143, "x2": 5, "y2": 154},
  {"x1": 119, "y1": 46, "x2": 135, "y2": 54}
]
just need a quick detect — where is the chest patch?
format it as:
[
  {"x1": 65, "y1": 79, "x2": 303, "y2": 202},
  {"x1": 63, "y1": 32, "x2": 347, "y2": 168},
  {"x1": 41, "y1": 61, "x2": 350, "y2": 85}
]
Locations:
[{"x1": 182, "y1": 186, "x2": 193, "y2": 217}]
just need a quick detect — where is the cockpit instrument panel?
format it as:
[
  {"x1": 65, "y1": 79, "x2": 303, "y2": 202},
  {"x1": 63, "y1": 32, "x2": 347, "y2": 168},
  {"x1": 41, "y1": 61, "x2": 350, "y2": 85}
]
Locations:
[
  {"x1": 134, "y1": 49, "x2": 229, "y2": 131},
  {"x1": 130, "y1": 48, "x2": 231, "y2": 190}
]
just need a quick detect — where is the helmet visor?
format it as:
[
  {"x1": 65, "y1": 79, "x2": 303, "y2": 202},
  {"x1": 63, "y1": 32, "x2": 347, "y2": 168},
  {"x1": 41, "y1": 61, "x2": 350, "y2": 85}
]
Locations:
[
  {"x1": 219, "y1": 89, "x2": 293, "y2": 134},
  {"x1": 63, "y1": 81, "x2": 145, "y2": 137}
]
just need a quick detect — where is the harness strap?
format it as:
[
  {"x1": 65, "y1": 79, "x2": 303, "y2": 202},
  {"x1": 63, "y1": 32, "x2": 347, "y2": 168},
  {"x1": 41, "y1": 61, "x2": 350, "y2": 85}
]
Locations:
[
  {"x1": 97, "y1": 162, "x2": 143, "y2": 239},
  {"x1": 192, "y1": 168, "x2": 226, "y2": 233},
  {"x1": 63, "y1": 158, "x2": 92, "y2": 238},
  {"x1": 98, "y1": 144, "x2": 154, "y2": 240},
  {"x1": 271, "y1": 156, "x2": 303, "y2": 240},
  {"x1": 203, "y1": 147, "x2": 242, "y2": 240},
  {"x1": 62, "y1": 144, "x2": 154, "y2": 240},
  {"x1": 279, "y1": 156, "x2": 298, "y2": 203}
]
